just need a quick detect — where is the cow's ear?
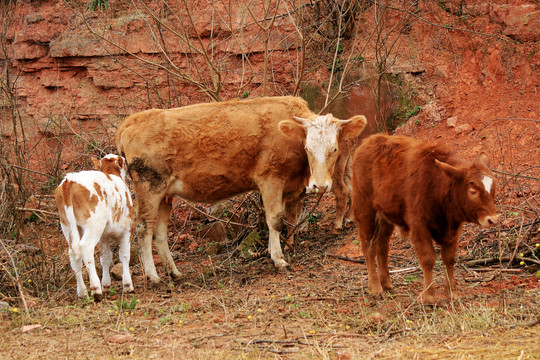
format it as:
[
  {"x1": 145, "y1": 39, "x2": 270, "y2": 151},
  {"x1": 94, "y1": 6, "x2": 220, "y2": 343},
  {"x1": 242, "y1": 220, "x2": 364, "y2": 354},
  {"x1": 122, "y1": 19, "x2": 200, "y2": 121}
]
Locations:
[
  {"x1": 478, "y1": 152, "x2": 490, "y2": 168},
  {"x1": 435, "y1": 159, "x2": 462, "y2": 180},
  {"x1": 279, "y1": 120, "x2": 306, "y2": 141},
  {"x1": 91, "y1": 157, "x2": 101, "y2": 170},
  {"x1": 116, "y1": 156, "x2": 125, "y2": 169},
  {"x1": 341, "y1": 115, "x2": 367, "y2": 139}
]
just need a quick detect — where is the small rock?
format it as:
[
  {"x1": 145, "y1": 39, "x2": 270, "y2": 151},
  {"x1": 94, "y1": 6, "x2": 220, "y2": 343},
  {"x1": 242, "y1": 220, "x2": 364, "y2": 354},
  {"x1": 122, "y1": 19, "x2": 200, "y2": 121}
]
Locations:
[
  {"x1": 447, "y1": 116, "x2": 458, "y2": 128},
  {"x1": 455, "y1": 123, "x2": 473, "y2": 134},
  {"x1": 369, "y1": 312, "x2": 386, "y2": 324},
  {"x1": 110, "y1": 263, "x2": 123, "y2": 281},
  {"x1": 0, "y1": 302, "x2": 9, "y2": 310}
]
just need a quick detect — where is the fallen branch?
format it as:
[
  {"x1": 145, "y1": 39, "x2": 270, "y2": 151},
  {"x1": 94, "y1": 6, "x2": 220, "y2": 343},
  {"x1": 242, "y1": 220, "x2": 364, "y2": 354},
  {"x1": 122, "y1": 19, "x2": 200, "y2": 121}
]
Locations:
[
  {"x1": 462, "y1": 255, "x2": 540, "y2": 267},
  {"x1": 326, "y1": 253, "x2": 365, "y2": 264}
]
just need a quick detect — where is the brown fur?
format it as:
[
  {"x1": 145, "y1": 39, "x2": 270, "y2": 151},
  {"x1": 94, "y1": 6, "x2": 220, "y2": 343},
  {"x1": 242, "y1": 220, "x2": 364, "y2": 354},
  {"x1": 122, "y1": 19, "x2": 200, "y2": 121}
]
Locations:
[{"x1": 351, "y1": 134, "x2": 498, "y2": 304}]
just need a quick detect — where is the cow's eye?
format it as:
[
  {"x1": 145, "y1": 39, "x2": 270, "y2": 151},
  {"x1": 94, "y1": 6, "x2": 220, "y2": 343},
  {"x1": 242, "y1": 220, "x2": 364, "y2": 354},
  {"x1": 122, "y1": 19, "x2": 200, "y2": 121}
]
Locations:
[{"x1": 469, "y1": 187, "x2": 478, "y2": 196}]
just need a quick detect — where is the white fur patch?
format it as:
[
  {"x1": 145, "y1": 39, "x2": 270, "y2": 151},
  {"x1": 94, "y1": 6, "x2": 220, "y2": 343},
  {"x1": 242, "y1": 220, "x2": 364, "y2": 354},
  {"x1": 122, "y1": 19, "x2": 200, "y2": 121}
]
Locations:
[
  {"x1": 304, "y1": 115, "x2": 339, "y2": 163},
  {"x1": 482, "y1": 175, "x2": 493, "y2": 194}
]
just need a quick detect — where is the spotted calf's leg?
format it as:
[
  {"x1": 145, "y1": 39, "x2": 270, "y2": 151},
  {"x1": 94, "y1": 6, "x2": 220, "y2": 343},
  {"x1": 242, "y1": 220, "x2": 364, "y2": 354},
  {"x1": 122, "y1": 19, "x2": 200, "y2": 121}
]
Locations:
[
  {"x1": 61, "y1": 223, "x2": 88, "y2": 299},
  {"x1": 79, "y1": 224, "x2": 106, "y2": 301},
  {"x1": 100, "y1": 238, "x2": 113, "y2": 290},
  {"x1": 118, "y1": 231, "x2": 134, "y2": 293},
  {"x1": 154, "y1": 197, "x2": 181, "y2": 279}
]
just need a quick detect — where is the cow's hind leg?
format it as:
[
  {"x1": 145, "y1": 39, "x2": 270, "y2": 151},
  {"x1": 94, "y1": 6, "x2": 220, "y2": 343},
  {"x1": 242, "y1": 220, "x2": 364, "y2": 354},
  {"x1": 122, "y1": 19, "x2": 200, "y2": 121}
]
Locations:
[
  {"x1": 284, "y1": 191, "x2": 304, "y2": 251},
  {"x1": 80, "y1": 224, "x2": 106, "y2": 301},
  {"x1": 154, "y1": 197, "x2": 181, "y2": 279},
  {"x1": 135, "y1": 188, "x2": 164, "y2": 284},
  {"x1": 119, "y1": 231, "x2": 134, "y2": 293},
  {"x1": 374, "y1": 215, "x2": 395, "y2": 293},
  {"x1": 100, "y1": 238, "x2": 113, "y2": 291},
  {"x1": 355, "y1": 208, "x2": 383, "y2": 298}
]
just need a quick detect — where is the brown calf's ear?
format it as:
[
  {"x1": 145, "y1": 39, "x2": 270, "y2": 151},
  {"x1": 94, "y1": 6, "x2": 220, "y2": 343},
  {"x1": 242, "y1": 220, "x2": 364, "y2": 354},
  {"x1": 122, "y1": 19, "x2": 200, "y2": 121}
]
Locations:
[
  {"x1": 435, "y1": 159, "x2": 462, "y2": 180},
  {"x1": 478, "y1": 152, "x2": 490, "y2": 168},
  {"x1": 341, "y1": 115, "x2": 367, "y2": 139},
  {"x1": 279, "y1": 120, "x2": 306, "y2": 141},
  {"x1": 91, "y1": 157, "x2": 101, "y2": 170}
]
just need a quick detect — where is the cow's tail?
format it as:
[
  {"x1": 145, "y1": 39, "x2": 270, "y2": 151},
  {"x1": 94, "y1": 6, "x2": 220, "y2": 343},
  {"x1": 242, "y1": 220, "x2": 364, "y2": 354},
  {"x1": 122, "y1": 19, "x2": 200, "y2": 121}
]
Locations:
[
  {"x1": 64, "y1": 204, "x2": 82, "y2": 260},
  {"x1": 116, "y1": 121, "x2": 127, "y2": 159}
]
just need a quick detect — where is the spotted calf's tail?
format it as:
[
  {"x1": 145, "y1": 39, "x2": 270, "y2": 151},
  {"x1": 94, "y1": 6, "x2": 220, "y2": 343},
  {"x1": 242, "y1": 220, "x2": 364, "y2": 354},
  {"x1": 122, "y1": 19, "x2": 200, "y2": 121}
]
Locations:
[{"x1": 63, "y1": 204, "x2": 83, "y2": 260}]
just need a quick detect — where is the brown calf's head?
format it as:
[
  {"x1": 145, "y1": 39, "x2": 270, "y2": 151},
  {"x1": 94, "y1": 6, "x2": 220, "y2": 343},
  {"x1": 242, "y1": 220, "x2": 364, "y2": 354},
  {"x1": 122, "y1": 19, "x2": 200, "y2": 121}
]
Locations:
[
  {"x1": 435, "y1": 152, "x2": 499, "y2": 228},
  {"x1": 91, "y1": 154, "x2": 128, "y2": 181},
  {"x1": 279, "y1": 114, "x2": 367, "y2": 194}
]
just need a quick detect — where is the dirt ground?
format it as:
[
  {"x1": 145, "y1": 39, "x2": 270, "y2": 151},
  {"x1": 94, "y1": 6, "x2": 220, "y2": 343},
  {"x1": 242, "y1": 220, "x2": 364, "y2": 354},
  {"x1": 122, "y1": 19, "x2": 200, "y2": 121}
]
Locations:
[{"x1": 1, "y1": 188, "x2": 539, "y2": 359}]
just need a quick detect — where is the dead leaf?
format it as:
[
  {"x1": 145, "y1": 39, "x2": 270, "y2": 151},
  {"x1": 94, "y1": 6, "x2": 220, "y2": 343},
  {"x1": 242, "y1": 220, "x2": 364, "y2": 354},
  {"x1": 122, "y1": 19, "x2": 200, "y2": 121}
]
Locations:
[
  {"x1": 107, "y1": 334, "x2": 133, "y2": 344},
  {"x1": 22, "y1": 324, "x2": 42, "y2": 333}
]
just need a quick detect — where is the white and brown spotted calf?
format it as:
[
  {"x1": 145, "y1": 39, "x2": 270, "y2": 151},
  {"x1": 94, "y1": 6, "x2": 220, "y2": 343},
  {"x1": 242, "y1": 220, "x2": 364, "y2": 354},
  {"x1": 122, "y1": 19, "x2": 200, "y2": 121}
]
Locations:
[{"x1": 55, "y1": 154, "x2": 135, "y2": 301}]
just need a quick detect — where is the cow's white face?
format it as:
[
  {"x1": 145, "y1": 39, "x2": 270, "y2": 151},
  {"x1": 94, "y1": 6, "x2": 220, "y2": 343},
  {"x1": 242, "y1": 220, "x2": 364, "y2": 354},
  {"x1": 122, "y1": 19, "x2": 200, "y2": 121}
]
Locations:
[
  {"x1": 303, "y1": 115, "x2": 340, "y2": 193},
  {"x1": 279, "y1": 113, "x2": 367, "y2": 194}
]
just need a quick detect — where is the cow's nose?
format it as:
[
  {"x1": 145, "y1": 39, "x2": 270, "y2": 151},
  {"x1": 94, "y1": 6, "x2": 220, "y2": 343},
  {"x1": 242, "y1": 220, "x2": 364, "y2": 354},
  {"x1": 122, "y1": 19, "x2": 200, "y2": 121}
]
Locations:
[{"x1": 486, "y1": 215, "x2": 499, "y2": 226}]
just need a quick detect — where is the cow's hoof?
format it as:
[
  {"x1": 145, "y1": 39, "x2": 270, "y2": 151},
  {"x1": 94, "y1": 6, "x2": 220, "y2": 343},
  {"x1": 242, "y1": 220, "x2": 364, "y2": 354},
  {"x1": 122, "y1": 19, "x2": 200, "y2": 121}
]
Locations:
[
  {"x1": 147, "y1": 274, "x2": 162, "y2": 284},
  {"x1": 277, "y1": 264, "x2": 293, "y2": 274},
  {"x1": 332, "y1": 227, "x2": 343, "y2": 235},
  {"x1": 169, "y1": 269, "x2": 182, "y2": 280},
  {"x1": 123, "y1": 283, "x2": 135, "y2": 293},
  {"x1": 93, "y1": 293, "x2": 103, "y2": 302},
  {"x1": 421, "y1": 294, "x2": 437, "y2": 306}
]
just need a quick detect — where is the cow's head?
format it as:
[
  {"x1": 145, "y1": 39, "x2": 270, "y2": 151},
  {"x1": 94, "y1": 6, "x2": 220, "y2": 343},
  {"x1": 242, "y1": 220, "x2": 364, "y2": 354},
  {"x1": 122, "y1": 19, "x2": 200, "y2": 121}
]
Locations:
[
  {"x1": 279, "y1": 114, "x2": 367, "y2": 194},
  {"x1": 435, "y1": 153, "x2": 499, "y2": 228},
  {"x1": 92, "y1": 154, "x2": 128, "y2": 181}
]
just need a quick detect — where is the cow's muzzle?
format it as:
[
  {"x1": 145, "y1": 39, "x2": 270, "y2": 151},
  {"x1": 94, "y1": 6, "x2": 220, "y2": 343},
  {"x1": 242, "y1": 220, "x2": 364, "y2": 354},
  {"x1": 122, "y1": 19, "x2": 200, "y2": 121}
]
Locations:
[
  {"x1": 479, "y1": 214, "x2": 499, "y2": 228},
  {"x1": 306, "y1": 179, "x2": 332, "y2": 194}
]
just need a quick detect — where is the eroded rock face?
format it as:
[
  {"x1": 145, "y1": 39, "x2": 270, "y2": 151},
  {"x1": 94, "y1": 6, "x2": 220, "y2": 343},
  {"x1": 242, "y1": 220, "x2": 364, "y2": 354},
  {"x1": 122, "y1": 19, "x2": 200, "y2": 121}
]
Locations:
[
  {"x1": 1, "y1": 0, "x2": 538, "y2": 129},
  {"x1": 2, "y1": 0, "x2": 301, "y2": 125}
]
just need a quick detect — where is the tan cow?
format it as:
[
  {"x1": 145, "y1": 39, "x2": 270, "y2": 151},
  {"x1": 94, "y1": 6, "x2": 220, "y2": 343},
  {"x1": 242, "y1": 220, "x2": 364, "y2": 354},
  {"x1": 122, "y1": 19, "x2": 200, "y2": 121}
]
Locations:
[
  {"x1": 351, "y1": 134, "x2": 499, "y2": 304},
  {"x1": 117, "y1": 96, "x2": 367, "y2": 283}
]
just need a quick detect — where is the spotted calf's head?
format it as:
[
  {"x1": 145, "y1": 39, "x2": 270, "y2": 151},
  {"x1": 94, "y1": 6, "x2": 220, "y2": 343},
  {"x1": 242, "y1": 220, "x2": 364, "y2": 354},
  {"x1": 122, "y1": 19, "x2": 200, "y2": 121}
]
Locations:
[
  {"x1": 279, "y1": 114, "x2": 367, "y2": 194},
  {"x1": 91, "y1": 154, "x2": 128, "y2": 181},
  {"x1": 435, "y1": 152, "x2": 499, "y2": 228}
]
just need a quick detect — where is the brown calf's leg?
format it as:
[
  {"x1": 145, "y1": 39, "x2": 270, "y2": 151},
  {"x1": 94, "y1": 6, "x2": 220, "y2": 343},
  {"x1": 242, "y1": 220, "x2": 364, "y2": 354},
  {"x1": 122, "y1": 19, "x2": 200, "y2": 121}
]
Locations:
[
  {"x1": 440, "y1": 239, "x2": 459, "y2": 300},
  {"x1": 375, "y1": 217, "x2": 395, "y2": 293},
  {"x1": 356, "y1": 210, "x2": 383, "y2": 297},
  {"x1": 410, "y1": 226, "x2": 437, "y2": 305}
]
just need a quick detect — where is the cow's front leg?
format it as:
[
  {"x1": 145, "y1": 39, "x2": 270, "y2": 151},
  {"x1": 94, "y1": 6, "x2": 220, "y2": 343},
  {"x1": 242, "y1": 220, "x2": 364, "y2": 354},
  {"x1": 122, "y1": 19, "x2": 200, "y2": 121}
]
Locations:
[
  {"x1": 440, "y1": 238, "x2": 459, "y2": 300},
  {"x1": 410, "y1": 226, "x2": 437, "y2": 305},
  {"x1": 259, "y1": 182, "x2": 290, "y2": 271}
]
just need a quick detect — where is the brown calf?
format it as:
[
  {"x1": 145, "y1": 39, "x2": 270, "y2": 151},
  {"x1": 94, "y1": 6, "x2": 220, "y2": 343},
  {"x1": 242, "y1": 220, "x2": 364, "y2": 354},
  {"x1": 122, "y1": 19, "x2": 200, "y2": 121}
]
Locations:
[{"x1": 351, "y1": 134, "x2": 498, "y2": 304}]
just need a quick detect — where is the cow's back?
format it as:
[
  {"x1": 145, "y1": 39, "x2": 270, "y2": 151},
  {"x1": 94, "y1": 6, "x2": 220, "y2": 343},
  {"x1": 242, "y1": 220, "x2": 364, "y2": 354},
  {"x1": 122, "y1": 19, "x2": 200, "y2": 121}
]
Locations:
[
  {"x1": 352, "y1": 134, "x2": 456, "y2": 229},
  {"x1": 117, "y1": 97, "x2": 314, "y2": 202}
]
